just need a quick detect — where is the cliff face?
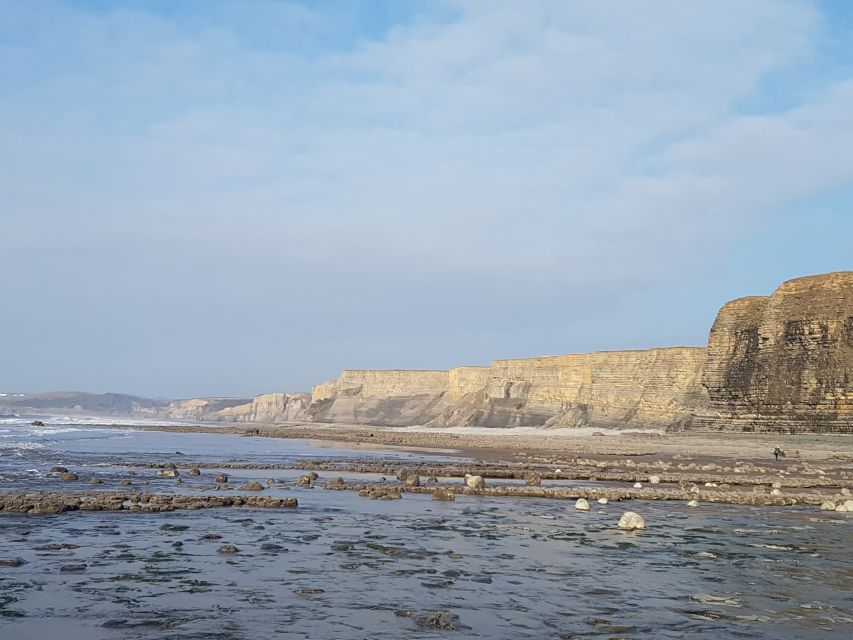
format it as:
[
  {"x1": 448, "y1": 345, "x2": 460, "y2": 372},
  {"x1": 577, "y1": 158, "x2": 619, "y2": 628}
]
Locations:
[
  {"x1": 304, "y1": 348, "x2": 708, "y2": 429},
  {"x1": 697, "y1": 272, "x2": 853, "y2": 433},
  {"x1": 300, "y1": 271, "x2": 852, "y2": 432},
  {"x1": 159, "y1": 393, "x2": 311, "y2": 423}
]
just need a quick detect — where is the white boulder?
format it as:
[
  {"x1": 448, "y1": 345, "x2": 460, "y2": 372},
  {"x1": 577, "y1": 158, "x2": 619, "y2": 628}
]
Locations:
[
  {"x1": 464, "y1": 474, "x2": 485, "y2": 490},
  {"x1": 575, "y1": 498, "x2": 590, "y2": 511},
  {"x1": 617, "y1": 511, "x2": 646, "y2": 530}
]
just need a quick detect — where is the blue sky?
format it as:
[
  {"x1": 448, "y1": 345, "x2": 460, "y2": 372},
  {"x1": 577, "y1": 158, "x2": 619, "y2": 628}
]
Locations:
[{"x1": 1, "y1": 0, "x2": 852, "y2": 398}]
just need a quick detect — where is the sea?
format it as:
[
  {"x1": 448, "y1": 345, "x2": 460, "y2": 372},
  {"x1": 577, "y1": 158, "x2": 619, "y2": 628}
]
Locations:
[{"x1": 0, "y1": 415, "x2": 851, "y2": 639}]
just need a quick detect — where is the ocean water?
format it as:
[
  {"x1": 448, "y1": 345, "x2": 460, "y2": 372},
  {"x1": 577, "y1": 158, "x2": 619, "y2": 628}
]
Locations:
[{"x1": 1, "y1": 417, "x2": 851, "y2": 639}]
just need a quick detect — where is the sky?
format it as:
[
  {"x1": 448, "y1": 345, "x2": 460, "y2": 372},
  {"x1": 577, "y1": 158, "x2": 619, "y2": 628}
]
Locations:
[{"x1": 1, "y1": 0, "x2": 852, "y2": 398}]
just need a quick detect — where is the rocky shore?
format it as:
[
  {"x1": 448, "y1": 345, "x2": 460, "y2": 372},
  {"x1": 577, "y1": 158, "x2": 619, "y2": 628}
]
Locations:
[{"x1": 0, "y1": 492, "x2": 298, "y2": 514}]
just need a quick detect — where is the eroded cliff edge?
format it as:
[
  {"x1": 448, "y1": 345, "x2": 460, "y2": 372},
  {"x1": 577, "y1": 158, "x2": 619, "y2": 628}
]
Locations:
[{"x1": 301, "y1": 271, "x2": 852, "y2": 432}]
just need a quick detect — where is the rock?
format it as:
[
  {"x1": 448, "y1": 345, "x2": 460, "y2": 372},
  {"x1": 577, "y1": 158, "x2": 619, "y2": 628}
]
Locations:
[
  {"x1": 89, "y1": 477, "x2": 102, "y2": 485},
  {"x1": 0, "y1": 557, "x2": 25, "y2": 567},
  {"x1": 120, "y1": 479, "x2": 132, "y2": 486},
  {"x1": 845, "y1": 500, "x2": 853, "y2": 511},
  {"x1": 157, "y1": 469, "x2": 180, "y2": 478},
  {"x1": 649, "y1": 475, "x2": 661, "y2": 484},
  {"x1": 618, "y1": 511, "x2": 646, "y2": 530},
  {"x1": 427, "y1": 474, "x2": 439, "y2": 484},
  {"x1": 404, "y1": 475, "x2": 420, "y2": 487},
  {"x1": 214, "y1": 473, "x2": 229, "y2": 484},
  {"x1": 432, "y1": 489, "x2": 455, "y2": 501},
  {"x1": 415, "y1": 611, "x2": 458, "y2": 630},
  {"x1": 308, "y1": 472, "x2": 319, "y2": 480},
  {"x1": 633, "y1": 482, "x2": 643, "y2": 489},
  {"x1": 772, "y1": 481, "x2": 782, "y2": 489},
  {"x1": 217, "y1": 545, "x2": 239, "y2": 554},
  {"x1": 50, "y1": 466, "x2": 68, "y2": 473},
  {"x1": 188, "y1": 468, "x2": 201, "y2": 476},
  {"x1": 819, "y1": 500, "x2": 837, "y2": 511},
  {"x1": 524, "y1": 472, "x2": 542, "y2": 486},
  {"x1": 575, "y1": 498, "x2": 590, "y2": 511},
  {"x1": 687, "y1": 500, "x2": 699, "y2": 507},
  {"x1": 770, "y1": 488, "x2": 782, "y2": 496},
  {"x1": 174, "y1": 478, "x2": 182, "y2": 485},
  {"x1": 59, "y1": 472, "x2": 78, "y2": 482},
  {"x1": 464, "y1": 474, "x2": 485, "y2": 490},
  {"x1": 59, "y1": 563, "x2": 87, "y2": 573},
  {"x1": 31, "y1": 420, "x2": 45, "y2": 426},
  {"x1": 704, "y1": 482, "x2": 718, "y2": 487},
  {"x1": 597, "y1": 498, "x2": 608, "y2": 504},
  {"x1": 239, "y1": 482, "x2": 264, "y2": 491},
  {"x1": 840, "y1": 488, "x2": 851, "y2": 497},
  {"x1": 163, "y1": 462, "x2": 177, "y2": 469},
  {"x1": 835, "y1": 504, "x2": 849, "y2": 512}
]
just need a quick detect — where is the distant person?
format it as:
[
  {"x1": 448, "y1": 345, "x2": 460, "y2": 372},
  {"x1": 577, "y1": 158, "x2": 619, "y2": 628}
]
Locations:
[{"x1": 773, "y1": 447, "x2": 785, "y2": 461}]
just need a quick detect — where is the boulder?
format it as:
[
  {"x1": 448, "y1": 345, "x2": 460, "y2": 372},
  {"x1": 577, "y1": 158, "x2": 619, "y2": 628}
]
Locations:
[
  {"x1": 297, "y1": 475, "x2": 312, "y2": 487},
  {"x1": 432, "y1": 489, "x2": 455, "y2": 501},
  {"x1": 89, "y1": 477, "x2": 102, "y2": 485},
  {"x1": 633, "y1": 482, "x2": 643, "y2": 489},
  {"x1": 464, "y1": 474, "x2": 485, "y2": 490},
  {"x1": 618, "y1": 511, "x2": 646, "y2": 530},
  {"x1": 157, "y1": 469, "x2": 180, "y2": 478},
  {"x1": 649, "y1": 475, "x2": 661, "y2": 484},
  {"x1": 120, "y1": 479, "x2": 132, "y2": 486},
  {"x1": 217, "y1": 545, "x2": 239, "y2": 554},
  {"x1": 308, "y1": 472, "x2": 319, "y2": 480},
  {"x1": 845, "y1": 500, "x2": 853, "y2": 511},
  {"x1": 214, "y1": 473, "x2": 229, "y2": 484},
  {"x1": 50, "y1": 466, "x2": 68, "y2": 473},
  {"x1": 238, "y1": 482, "x2": 264, "y2": 491},
  {"x1": 820, "y1": 500, "x2": 837, "y2": 511},
  {"x1": 687, "y1": 500, "x2": 699, "y2": 507},
  {"x1": 404, "y1": 475, "x2": 420, "y2": 487},
  {"x1": 597, "y1": 498, "x2": 608, "y2": 504},
  {"x1": 575, "y1": 498, "x2": 590, "y2": 511},
  {"x1": 524, "y1": 472, "x2": 542, "y2": 486},
  {"x1": 188, "y1": 468, "x2": 201, "y2": 476},
  {"x1": 770, "y1": 488, "x2": 782, "y2": 496},
  {"x1": 835, "y1": 504, "x2": 849, "y2": 512},
  {"x1": 59, "y1": 472, "x2": 78, "y2": 482}
]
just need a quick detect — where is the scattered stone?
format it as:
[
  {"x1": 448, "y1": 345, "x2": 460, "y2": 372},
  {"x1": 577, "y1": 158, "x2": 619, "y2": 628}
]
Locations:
[
  {"x1": 432, "y1": 489, "x2": 455, "y2": 502},
  {"x1": 89, "y1": 477, "x2": 102, "y2": 485},
  {"x1": 297, "y1": 475, "x2": 312, "y2": 487},
  {"x1": 217, "y1": 545, "x2": 239, "y2": 554},
  {"x1": 772, "y1": 481, "x2": 782, "y2": 489},
  {"x1": 120, "y1": 479, "x2": 132, "y2": 486},
  {"x1": 201, "y1": 533, "x2": 223, "y2": 540},
  {"x1": 214, "y1": 474, "x2": 229, "y2": 484},
  {"x1": 157, "y1": 469, "x2": 180, "y2": 478},
  {"x1": 618, "y1": 511, "x2": 646, "y2": 530},
  {"x1": 820, "y1": 501, "x2": 837, "y2": 511},
  {"x1": 308, "y1": 472, "x2": 319, "y2": 480},
  {"x1": 238, "y1": 482, "x2": 264, "y2": 492},
  {"x1": 163, "y1": 462, "x2": 177, "y2": 469},
  {"x1": 633, "y1": 482, "x2": 643, "y2": 489},
  {"x1": 687, "y1": 500, "x2": 699, "y2": 507},
  {"x1": 597, "y1": 498, "x2": 608, "y2": 504},
  {"x1": 59, "y1": 472, "x2": 78, "y2": 482},
  {"x1": 50, "y1": 466, "x2": 68, "y2": 473},
  {"x1": 649, "y1": 475, "x2": 661, "y2": 484},
  {"x1": 841, "y1": 488, "x2": 851, "y2": 497},
  {"x1": 31, "y1": 420, "x2": 45, "y2": 427},
  {"x1": 188, "y1": 468, "x2": 201, "y2": 476},
  {"x1": 575, "y1": 498, "x2": 590, "y2": 511},
  {"x1": 404, "y1": 475, "x2": 420, "y2": 487},
  {"x1": 770, "y1": 488, "x2": 782, "y2": 496}
]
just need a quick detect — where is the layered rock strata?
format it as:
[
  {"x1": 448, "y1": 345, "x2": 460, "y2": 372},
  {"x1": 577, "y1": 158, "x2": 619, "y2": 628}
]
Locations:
[
  {"x1": 696, "y1": 272, "x2": 853, "y2": 433},
  {"x1": 305, "y1": 348, "x2": 708, "y2": 429}
]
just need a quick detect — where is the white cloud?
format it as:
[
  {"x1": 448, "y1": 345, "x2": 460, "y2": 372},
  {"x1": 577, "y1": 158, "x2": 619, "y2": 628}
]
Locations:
[{"x1": 0, "y1": 0, "x2": 851, "y2": 395}]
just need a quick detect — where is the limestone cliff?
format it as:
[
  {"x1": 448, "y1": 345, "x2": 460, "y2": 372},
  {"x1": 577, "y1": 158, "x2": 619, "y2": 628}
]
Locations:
[
  {"x1": 304, "y1": 348, "x2": 708, "y2": 429},
  {"x1": 300, "y1": 271, "x2": 852, "y2": 432},
  {"x1": 696, "y1": 272, "x2": 853, "y2": 433},
  {"x1": 159, "y1": 393, "x2": 310, "y2": 423}
]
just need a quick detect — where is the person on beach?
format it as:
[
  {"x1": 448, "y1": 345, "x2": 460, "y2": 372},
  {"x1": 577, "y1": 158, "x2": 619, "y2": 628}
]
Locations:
[{"x1": 773, "y1": 447, "x2": 785, "y2": 461}]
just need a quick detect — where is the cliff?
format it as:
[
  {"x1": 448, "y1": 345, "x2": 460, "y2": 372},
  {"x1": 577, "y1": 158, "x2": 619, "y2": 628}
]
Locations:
[
  {"x1": 696, "y1": 272, "x2": 853, "y2": 433},
  {"x1": 304, "y1": 348, "x2": 708, "y2": 429},
  {"x1": 301, "y1": 271, "x2": 852, "y2": 433}
]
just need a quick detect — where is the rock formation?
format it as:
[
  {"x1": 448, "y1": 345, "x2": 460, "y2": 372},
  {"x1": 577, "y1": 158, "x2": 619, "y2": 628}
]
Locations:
[
  {"x1": 695, "y1": 272, "x2": 853, "y2": 433},
  {"x1": 304, "y1": 348, "x2": 708, "y2": 429}
]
